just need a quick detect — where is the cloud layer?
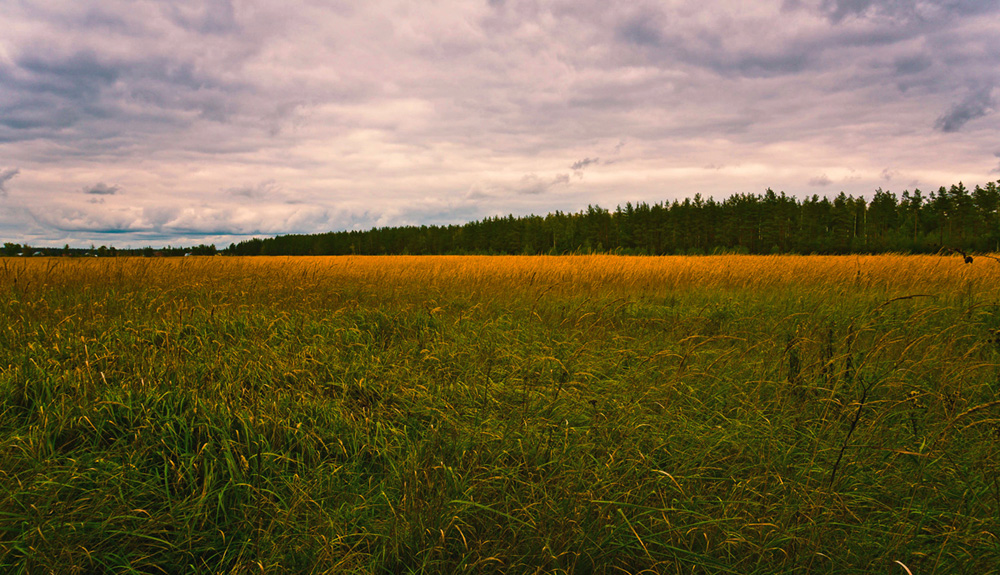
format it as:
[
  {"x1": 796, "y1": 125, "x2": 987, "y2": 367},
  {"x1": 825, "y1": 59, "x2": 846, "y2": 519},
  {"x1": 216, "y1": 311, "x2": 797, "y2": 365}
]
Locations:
[{"x1": 1, "y1": 0, "x2": 998, "y2": 246}]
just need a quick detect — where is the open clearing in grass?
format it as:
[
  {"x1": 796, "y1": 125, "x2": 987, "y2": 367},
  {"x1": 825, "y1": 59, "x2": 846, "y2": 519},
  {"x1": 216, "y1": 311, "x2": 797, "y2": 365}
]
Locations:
[{"x1": 2, "y1": 255, "x2": 1000, "y2": 573}]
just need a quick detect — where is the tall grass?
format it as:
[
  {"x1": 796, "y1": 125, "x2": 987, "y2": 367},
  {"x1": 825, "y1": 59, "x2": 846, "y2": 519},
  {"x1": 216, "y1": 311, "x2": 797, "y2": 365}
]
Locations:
[{"x1": 1, "y1": 255, "x2": 999, "y2": 573}]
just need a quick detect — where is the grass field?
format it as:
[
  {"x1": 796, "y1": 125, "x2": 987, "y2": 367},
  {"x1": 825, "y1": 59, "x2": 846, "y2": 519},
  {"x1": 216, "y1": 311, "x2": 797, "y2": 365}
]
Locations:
[{"x1": 2, "y1": 255, "x2": 1000, "y2": 573}]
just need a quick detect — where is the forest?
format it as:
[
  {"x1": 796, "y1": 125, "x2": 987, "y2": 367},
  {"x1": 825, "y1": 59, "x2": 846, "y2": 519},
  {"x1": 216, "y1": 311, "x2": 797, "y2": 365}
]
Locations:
[
  {"x1": 227, "y1": 181, "x2": 1000, "y2": 257},
  {"x1": 7, "y1": 181, "x2": 999, "y2": 258}
]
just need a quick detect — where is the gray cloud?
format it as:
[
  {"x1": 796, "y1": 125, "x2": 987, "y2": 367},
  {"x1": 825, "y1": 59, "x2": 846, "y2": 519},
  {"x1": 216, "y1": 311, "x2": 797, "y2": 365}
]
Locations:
[
  {"x1": 614, "y1": 8, "x2": 814, "y2": 78},
  {"x1": 517, "y1": 173, "x2": 570, "y2": 195},
  {"x1": 469, "y1": 173, "x2": 572, "y2": 199},
  {"x1": 0, "y1": 168, "x2": 19, "y2": 196},
  {"x1": 893, "y1": 53, "x2": 932, "y2": 76},
  {"x1": 617, "y1": 14, "x2": 663, "y2": 48},
  {"x1": 605, "y1": 2, "x2": 949, "y2": 81},
  {"x1": 821, "y1": 0, "x2": 877, "y2": 22},
  {"x1": 935, "y1": 88, "x2": 995, "y2": 132},
  {"x1": 0, "y1": 48, "x2": 234, "y2": 146},
  {"x1": 83, "y1": 182, "x2": 120, "y2": 195},
  {"x1": 166, "y1": 0, "x2": 239, "y2": 35},
  {"x1": 571, "y1": 157, "x2": 600, "y2": 171},
  {"x1": 809, "y1": 174, "x2": 833, "y2": 186},
  {"x1": 0, "y1": 4, "x2": 269, "y2": 155},
  {"x1": 806, "y1": 0, "x2": 991, "y2": 24},
  {"x1": 17, "y1": 50, "x2": 119, "y2": 99},
  {"x1": 226, "y1": 180, "x2": 280, "y2": 200}
]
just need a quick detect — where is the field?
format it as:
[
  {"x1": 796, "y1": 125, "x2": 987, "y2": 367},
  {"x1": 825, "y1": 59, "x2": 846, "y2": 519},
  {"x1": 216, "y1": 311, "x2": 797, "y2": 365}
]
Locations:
[{"x1": 2, "y1": 254, "x2": 1000, "y2": 573}]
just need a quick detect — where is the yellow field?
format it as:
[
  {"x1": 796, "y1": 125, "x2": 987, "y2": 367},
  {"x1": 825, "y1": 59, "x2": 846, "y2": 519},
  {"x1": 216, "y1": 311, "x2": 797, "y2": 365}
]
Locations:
[{"x1": 3, "y1": 253, "x2": 995, "y2": 296}]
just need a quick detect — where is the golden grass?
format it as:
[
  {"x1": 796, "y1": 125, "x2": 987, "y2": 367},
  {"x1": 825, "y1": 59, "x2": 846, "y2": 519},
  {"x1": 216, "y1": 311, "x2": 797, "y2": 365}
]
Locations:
[{"x1": 3, "y1": 253, "x2": 995, "y2": 296}]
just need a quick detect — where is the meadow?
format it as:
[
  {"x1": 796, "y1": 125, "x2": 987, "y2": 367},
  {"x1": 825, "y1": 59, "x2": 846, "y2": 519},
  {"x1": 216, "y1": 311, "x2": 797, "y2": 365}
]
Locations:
[{"x1": 1, "y1": 254, "x2": 999, "y2": 574}]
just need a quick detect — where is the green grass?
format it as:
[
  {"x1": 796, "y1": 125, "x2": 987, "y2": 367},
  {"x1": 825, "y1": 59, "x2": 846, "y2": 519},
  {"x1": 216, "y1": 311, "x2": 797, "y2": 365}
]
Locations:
[{"x1": 2, "y1": 256, "x2": 1000, "y2": 573}]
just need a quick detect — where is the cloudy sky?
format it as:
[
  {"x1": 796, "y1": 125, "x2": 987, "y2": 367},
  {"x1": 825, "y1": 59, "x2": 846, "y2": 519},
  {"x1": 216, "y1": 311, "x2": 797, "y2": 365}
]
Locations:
[{"x1": 1, "y1": 0, "x2": 998, "y2": 247}]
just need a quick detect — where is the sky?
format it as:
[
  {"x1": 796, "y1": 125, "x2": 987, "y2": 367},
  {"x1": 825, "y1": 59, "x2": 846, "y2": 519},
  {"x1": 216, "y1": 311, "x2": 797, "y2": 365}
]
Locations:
[{"x1": 1, "y1": 0, "x2": 998, "y2": 248}]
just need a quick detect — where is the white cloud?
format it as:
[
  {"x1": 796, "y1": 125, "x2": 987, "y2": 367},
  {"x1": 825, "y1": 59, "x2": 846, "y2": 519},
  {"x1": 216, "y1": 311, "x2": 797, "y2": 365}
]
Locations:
[{"x1": 28, "y1": 200, "x2": 331, "y2": 238}]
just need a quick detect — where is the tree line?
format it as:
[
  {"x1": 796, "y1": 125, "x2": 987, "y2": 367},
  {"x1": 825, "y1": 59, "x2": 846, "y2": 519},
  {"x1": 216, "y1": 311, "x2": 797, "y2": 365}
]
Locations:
[
  {"x1": 227, "y1": 181, "x2": 1000, "y2": 256},
  {"x1": 5, "y1": 181, "x2": 998, "y2": 257},
  {"x1": 2, "y1": 243, "x2": 218, "y2": 258}
]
